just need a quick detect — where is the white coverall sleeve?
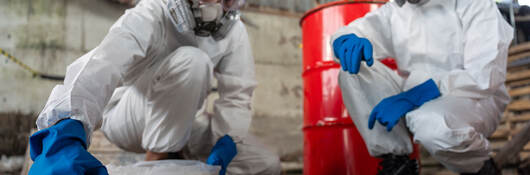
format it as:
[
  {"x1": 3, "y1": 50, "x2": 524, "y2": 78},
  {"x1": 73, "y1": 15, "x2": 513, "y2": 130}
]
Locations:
[
  {"x1": 36, "y1": 1, "x2": 161, "y2": 139},
  {"x1": 213, "y1": 22, "x2": 257, "y2": 141},
  {"x1": 425, "y1": 0, "x2": 513, "y2": 99},
  {"x1": 330, "y1": 3, "x2": 396, "y2": 62}
]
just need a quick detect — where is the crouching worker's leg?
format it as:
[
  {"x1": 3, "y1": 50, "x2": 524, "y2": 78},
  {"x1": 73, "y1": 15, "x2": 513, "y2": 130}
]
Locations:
[
  {"x1": 225, "y1": 136, "x2": 281, "y2": 175},
  {"x1": 183, "y1": 108, "x2": 281, "y2": 175},
  {"x1": 100, "y1": 47, "x2": 213, "y2": 158},
  {"x1": 338, "y1": 61, "x2": 416, "y2": 174},
  {"x1": 406, "y1": 96, "x2": 502, "y2": 174}
]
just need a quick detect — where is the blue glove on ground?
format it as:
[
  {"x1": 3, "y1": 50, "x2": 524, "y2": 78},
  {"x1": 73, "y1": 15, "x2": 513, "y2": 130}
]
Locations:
[
  {"x1": 333, "y1": 34, "x2": 374, "y2": 74},
  {"x1": 29, "y1": 119, "x2": 108, "y2": 175},
  {"x1": 206, "y1": 135, "x2": 237, "y2": 175},
  {"x1": 369, "y1": 79, "x2": 441, "y2": 131}
]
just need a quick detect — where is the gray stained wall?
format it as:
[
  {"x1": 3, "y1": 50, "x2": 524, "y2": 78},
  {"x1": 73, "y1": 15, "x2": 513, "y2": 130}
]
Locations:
[{"x1": 0, "y1": 0, "x2": 306, "y2": 162}]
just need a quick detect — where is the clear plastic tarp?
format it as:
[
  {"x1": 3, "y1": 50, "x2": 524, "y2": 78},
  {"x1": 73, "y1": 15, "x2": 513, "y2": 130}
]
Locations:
[{"x1": 107, "y1": 160, "x2": 220, "y2": 175}]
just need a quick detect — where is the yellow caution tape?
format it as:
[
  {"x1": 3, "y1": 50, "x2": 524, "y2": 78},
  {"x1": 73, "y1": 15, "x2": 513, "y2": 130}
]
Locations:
[
  {"x1": 0, "y1": 48, "x2": 64, "y2": 81},
  {"x1": 0, "y1": 48, "x2": 39, "y2": 77}
]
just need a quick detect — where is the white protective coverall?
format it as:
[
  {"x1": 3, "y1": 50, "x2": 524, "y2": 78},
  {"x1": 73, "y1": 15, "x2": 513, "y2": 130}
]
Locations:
[
  {"x1": 333, "y1": 0, "x2": 513, "y2": 173},
  {"x1": 35, "y1": 0, "x2": 280, "y2": 174}
]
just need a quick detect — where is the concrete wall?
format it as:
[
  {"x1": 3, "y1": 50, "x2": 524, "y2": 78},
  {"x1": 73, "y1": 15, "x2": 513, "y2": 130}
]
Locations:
[
  {"x1": 245, "y1": 11, "x2": 303, "y2": 162},
  {"x1": 0, "y1": 0, "x2": 304, "y2": 162},
  {"x1": 0, "y1": 0, "x2": 127, "y2": 114},
  {"x1": 0, "y1": 0, "x2": 130, "y2": 157}
]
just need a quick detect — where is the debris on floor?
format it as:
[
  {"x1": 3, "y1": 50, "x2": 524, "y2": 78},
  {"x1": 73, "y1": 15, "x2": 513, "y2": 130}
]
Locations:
[{"x1": 0, "y1": 155, "x2": 24, "y2": 175}]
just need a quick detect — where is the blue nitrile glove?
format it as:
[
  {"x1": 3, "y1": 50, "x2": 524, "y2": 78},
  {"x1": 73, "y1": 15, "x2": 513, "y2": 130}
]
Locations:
[
  {"x1": 369, "y1": 79, "x2": 441, "y2": 131},
  {"x1": 29, "y1": 119, "x2": 108, "y2": 175},
  {"x1": 206, "y1": 135, "x2": 237, "y2": 175},
  {"x1": 332, "y1": 34, "x2": 374, "y2": 74}
]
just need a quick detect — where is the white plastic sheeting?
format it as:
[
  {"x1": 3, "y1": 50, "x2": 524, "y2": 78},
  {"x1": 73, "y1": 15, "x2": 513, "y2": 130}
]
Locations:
[{"x1": 107, "y1": 160, "x2": 220, "y2": 175}]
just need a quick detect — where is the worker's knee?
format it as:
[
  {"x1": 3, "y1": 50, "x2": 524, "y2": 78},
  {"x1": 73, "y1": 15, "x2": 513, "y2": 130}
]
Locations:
[
  {"x1": 410, "y1": 114, "x2": 490, "y2": 172},
  {"x1": 338, "y1": 71, "x2": 356, "y2": 89},
  {"x1": 157, "y1": 47, "x2": 212, "y2": 87},
  {"x1": 168, "y1": 46, "x2": 211, "y2": 73},
  {"x1": 407, "y1": 111, "x2": 487, "y2": 156},
  {"x1": 228, "y1": 140, "x2": 282, "y2": 175},
  {"x1": 338, "y1": 71, "x2": 363, "y2": 97}
]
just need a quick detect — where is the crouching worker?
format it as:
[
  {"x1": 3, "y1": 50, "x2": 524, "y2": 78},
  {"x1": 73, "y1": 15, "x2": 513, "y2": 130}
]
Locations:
[
  {"x1": 332, "y1": 0, "x2": 513, "y2": 174},
  {"x1": 28, "y1": 0, "x2": 281, "y2": 174}
]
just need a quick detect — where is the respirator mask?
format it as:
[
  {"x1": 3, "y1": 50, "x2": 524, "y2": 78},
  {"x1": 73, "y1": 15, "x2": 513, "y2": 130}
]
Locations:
[
  {"x1": 168, "y1": 0, "x2": 244, "y2": 40},
  {"x1": 395, "y1": 0, "x2": 427, "y2": 7}
]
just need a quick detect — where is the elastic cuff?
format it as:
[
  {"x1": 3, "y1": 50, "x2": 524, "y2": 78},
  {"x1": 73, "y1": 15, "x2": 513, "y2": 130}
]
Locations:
[{"x1": 69, "y1": 114, "x2": 94, "y2": 147}]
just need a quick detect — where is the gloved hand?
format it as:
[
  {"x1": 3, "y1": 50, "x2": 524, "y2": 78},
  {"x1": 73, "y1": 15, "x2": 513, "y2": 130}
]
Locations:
[
  {"x1": 332, "y1": 33, "x2": 374, "y2": 74},
  {"x1": 206, "y1": 135, "x2": 237, "y2": 175},
  {"x1": 369, "y1": 79, "x2": 441, "y2": 131},
  {"x1": 29, "y1": 119, "x2": 108, "y2": 175}
]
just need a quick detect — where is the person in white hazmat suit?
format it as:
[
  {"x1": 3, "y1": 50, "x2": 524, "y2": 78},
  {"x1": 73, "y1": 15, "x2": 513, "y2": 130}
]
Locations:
[
  {"x1": 27, "y1": 0, "x2": 281, "y2": 175},
  {"x1": 332, "y1": 0, "x2": 513, "y2": 174}
]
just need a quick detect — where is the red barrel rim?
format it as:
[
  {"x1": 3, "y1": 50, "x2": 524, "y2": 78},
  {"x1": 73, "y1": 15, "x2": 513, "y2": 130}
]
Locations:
[{"x1": 299, "y1": 1, "x2": 388, "y2": 27}]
